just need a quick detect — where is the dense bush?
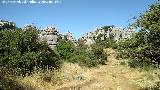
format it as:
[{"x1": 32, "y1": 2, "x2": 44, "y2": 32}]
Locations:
[
  {"x1": 69, "y1": 54, "x2": 98, "y2": 67},
  {"x1": 117, "y1": 1, "x2": 160, "y2": 68},
  {"x1": 56, "y1": 39, "x2": 107, "y2": 67},
  {"x1": 56, "y1": 40, "x2": 75, "y2": 60},
  {"x1": 95, "y1": 35, "x2": 118, "y2": 49},
  {"x1": 0, "y1": 29, "x2": 61, "y2": 75},
  {"x1": 90, "y1": 44, "x2": 107, "y2": 65}
]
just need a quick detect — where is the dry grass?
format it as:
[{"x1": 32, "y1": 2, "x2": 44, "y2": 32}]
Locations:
[
  {"x1": 15, "y1": 48, "x2": 160, "y2": 90},
  {"x1": 16, "y1": 62, "x2": 93, "y2": 90}
]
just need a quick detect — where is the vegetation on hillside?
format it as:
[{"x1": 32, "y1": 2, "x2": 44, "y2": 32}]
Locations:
[
  {"x1": 56, "y1": 39, "x2": 107, "y2": 67},
  {"x1": 94, "y1": 25, "x2": 118, "y2": 49},
  {"x1": 0, "y1": 29, "x2": 61, "y2": 76},
  {"x1": 117, "y1": 1, "x2": 160, "y2": 69},
  {"x1": 0, "y1": 1, "x2": 160, "y2": 90}
]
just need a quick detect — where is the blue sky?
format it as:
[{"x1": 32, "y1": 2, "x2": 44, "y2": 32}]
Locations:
[{"x1": 0, "y1": 0, "x2": 157, "y2": 38}]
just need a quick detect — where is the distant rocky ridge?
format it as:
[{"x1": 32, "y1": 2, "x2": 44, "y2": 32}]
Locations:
[
  {"x1": 79, "y1": 26, "x2": 135, "y2": 46},
  {"x1": 38, "y1": 26, "x2": 77, "y2": 49},
  {"x1": 0, "y1": 20, "x2": 134, "y2": 49},
  {"x1": 0, "y1": 20, "x2": 16, "y2": 30},
  {"x1": 23, "y1": 24, "x2": 135, "y2": 49},
  {"x1": 23, "y1": 24, "x2": 78, "y2": 49}
]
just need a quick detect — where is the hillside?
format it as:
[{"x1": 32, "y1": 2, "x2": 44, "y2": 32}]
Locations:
[
  {"x1": 18, "y1": 48, "x2": 160, "y2": 90},
  {"x1": 0, "y1": 1, "x2": 160, "y2": 90}
]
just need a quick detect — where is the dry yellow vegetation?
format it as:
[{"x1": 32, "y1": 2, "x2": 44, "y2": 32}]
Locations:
[{"x1": 17, "y1": 48, "x2": 160, "y2": 90}]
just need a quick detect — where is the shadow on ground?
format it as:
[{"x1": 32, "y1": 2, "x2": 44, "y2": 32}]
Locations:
[{"x1": 0, "y1": 75, "x2": 35, "y2": 90}]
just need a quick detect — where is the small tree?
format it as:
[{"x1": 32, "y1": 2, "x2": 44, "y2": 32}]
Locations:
[
  {"x1": 56, "y1": 40, "x2": 75, "y2": 60},
  {"x1": 0, "y1": 29, "x2": 61, "y2": 75},
  {"x1": 117, "y1": 1, "x2": 160, "y2": 68}
]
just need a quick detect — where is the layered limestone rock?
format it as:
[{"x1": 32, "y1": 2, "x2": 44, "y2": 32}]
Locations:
[
  {"x1": 39, "y1": 26, "x2": 59, "y2": 49},
  {"x1": 24, "y1": 24, "x2": 37, "y2": 31},
  {"x1": 66, "y1": 31, "x2": 77, "y2": 46},
  {"x1": 39, "y1": 27, "x2": 78, "y2": 49},
  {"x1": 79, "y1": 26, "x2": 135, "y2": 46}
]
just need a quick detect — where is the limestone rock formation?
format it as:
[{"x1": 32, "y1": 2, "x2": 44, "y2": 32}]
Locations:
[
  {"x1": 0, "y1": 20, "x2": 16, "y2": 30},
  {"x1": 24, "y1": 24, "x2": 37, "y2": 31},
  {"x1": 39, "y1": 26, "x2": 59, "y2": 49},
  {"x1": 79, "y1": 26, "x2": 135, "y2": 46},
  {"x1": 66, "y1": 31, "x2": 77, "y2": 46}
]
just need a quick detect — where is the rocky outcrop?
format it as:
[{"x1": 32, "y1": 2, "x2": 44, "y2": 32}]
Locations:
[
  {"x1": 0, "y1": 20, "x2": 16, "y2": 30},
  {"x1": 79, "y1": 26, "x2": 135, "y2": 46},
  {"x1": 66, "y1": 31, "x2": 77, "y2": 46},
  {"x1": 24, "y1": 24, "x2": 37, "y2": 31},
  {"x1": 39, "y1": 26, "x2": 59, "y2": 49}
]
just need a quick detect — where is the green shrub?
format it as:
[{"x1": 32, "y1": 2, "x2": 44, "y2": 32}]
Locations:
[
  {"x1": 128, "y1": 59, "x2": 156, "y2": 70},
  {"x1": 69, "y1": 54, "x2": 98, "y2": 67},
  {"x1": 0, "y1": 29, "x2": 61, "y2": 75},
  {"x1": 56, "y1": 40, "x2": 75, "y2": 60},
  {"x1": 117, "y1": 1, "x2": 160, "y2": 69},
  {"x1": 120, "y1": 61, "x2": 126, "y2": 65},
  {"x1": 117, "y1": 31, "x2": 160, "y2": 69},
  {"x1": 91, "y1": 44, "x2": 107, "y2": 65},
  {"x1": 56, "y1": 39, "x2": 107, "y2": 67},
  {"x1": 95, "y1": 36, "x2": 117, "y2": 49}
]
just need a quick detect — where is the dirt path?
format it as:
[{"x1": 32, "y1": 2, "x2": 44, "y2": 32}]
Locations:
[{"x1": 55, "y1": 48, "x2": 142, "y2": 90}]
